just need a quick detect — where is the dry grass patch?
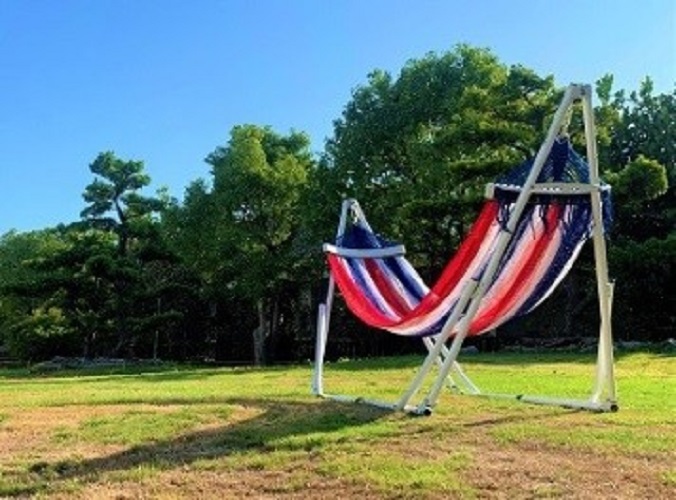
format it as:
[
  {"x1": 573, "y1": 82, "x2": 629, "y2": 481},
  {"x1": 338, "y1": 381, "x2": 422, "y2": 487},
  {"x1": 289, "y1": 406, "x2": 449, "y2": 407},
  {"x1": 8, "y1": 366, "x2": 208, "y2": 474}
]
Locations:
[
  {"x1": 470, "y1": 439, "x2": 672, "y2": 498},
  {"x1": 0, "y1": 351, "x2": 673, "y2": 498}
]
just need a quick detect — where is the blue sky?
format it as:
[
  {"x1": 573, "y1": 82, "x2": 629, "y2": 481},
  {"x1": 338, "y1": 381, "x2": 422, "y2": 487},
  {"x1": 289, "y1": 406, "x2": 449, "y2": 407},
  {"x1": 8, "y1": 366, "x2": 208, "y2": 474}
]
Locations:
[{"x1": 1, "y1": 0, "x2": 674, "y2": 234}]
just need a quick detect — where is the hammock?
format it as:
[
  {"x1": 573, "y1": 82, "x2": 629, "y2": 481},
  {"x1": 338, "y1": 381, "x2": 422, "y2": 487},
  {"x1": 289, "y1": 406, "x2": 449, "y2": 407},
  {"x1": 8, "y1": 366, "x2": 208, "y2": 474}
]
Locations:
[
  {"x1": 313, "y1": 83, "x2": 618, "y2": 414},
  {"x1": 324, "y1": 139, "x2": 610, "y2": 338}
]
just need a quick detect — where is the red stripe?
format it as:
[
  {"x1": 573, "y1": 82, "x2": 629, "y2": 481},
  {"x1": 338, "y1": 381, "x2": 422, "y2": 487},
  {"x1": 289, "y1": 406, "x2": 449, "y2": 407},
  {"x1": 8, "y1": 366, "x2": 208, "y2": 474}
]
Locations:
[
  {"x1": 327, "y1": 254, "x2": 395, "y2": 328},
  {"x1": 469, "y1": 204, "x2": 562, "y2": 335},
  {"x1": 406, "y1": 200, "x2": 501, "y2": 320},
  {"x1": 432, "y1": 200, "x2": 500, "y2": 297},
  {"x1": 364, "y1": 259, "x2": 412, "y2": 317}
]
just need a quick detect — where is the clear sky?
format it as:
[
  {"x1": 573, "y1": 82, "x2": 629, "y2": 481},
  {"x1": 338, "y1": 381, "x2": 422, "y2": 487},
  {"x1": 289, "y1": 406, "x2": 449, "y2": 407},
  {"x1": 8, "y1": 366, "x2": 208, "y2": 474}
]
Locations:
[{"x1": 1, "y1": 0, "x2": 674, "y2": 234}]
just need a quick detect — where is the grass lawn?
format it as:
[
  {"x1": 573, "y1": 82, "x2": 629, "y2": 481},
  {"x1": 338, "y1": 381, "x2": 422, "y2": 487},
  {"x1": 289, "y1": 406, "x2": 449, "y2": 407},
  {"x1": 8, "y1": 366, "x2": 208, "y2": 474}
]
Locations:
[{"x1": 0, "y1": 350, "x2": 673, "y2": 498}]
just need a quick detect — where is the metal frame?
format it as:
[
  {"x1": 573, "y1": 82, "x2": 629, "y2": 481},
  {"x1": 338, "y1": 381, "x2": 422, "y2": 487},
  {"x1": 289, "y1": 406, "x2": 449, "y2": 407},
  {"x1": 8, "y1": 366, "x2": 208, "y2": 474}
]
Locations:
[
  {"x1": 312, "y1": 83, "x2": 618, "y2": 414},
  {"x1": 485, "y1": 181, "x2": 612, "y2": 197}
]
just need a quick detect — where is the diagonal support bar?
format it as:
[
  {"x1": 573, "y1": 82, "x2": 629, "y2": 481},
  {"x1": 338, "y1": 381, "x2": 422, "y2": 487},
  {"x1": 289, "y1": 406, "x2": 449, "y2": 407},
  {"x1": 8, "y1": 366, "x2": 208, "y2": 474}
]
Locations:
[
  {"x1": 417, "y1": 84, "x2": 585, "y2": 412},
  {"x1": 312, "y1": 83, "x2": 618, "y2": 415}
]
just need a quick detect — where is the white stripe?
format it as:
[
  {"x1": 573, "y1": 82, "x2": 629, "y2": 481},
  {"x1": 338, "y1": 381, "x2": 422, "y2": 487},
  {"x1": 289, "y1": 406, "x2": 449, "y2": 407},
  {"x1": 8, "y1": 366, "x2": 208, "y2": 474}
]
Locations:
[
  {"x1": 479, "y1": 209, "x2": 546, "y2": 306},
  {"x1": 350, "y1": 258, "x2": 400, "y2": 320},
  {"x1": 476, "y1": 224, "x2": 563, "y2": 333},
  {"x1": 387, "y1": 219, "x2": 503, "y2": 336},
  {"x1": 526, "y1": 231, "x2": 587, "y2": 312},
  {"x1": 374, "y1": 258, "x2": 420, "y2": 310}
]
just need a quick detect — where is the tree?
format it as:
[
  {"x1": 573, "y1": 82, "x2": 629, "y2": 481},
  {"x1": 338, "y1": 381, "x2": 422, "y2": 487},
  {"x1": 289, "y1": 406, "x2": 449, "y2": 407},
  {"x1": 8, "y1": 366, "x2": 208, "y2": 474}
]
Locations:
[
  {"x1": 209, "y1": 126, "x2": 313, "y2": 364},
  {"x1": 590, "y1": 77, "x2": 675, "y2": 341},
  {"x1": 166, "y1": 126, "x2": 313, "y2": 365},
  {"x1": 320, "y1": 45, "x2": 558, "y2": 277},
  {"x1": 612, "y1": 80, "x2": 675, "y2": 239},
  {"x1": 80, "y1": 152, "x2": 167, "y2": 356},
  {"x1": 0, "y1": 229, "x2": 67, "y2": 359},
  {"x1": 606, "y1": 155, "x2": 669, "y2": 241},
  {"x1": 32, "y1": 226, "x2": 118, "y2": 358},
  {"x1": 0, "y1": 227, "x2": 107, "y2": 360}
]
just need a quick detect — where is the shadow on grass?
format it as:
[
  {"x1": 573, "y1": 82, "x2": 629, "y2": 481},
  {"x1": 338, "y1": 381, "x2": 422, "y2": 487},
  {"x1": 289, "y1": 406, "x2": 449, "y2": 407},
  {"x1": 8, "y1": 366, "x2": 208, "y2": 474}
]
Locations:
[
  {"x1": 461, "y1": 408, "x2": 577, "y2": 428},
  {"x1": 17, "y1": 399, "x2": 576, "y2": 498},
  {"x1": 26, "y1": 397, "x2": 391, "y2": 492}
]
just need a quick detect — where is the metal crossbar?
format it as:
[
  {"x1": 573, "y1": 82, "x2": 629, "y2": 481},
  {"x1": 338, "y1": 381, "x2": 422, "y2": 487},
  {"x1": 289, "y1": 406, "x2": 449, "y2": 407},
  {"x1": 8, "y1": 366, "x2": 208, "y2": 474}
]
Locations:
[{"x1": 312, "y1": 83, "x2": 618, "y2": 415}]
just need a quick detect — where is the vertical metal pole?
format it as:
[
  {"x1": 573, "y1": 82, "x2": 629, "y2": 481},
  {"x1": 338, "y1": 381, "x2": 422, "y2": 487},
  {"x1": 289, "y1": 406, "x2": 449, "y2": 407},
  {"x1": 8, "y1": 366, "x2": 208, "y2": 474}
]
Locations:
[
  {"x1": 581, "y1": 87, "x2": 617, "y2": 406},
  {"x1": 420, "y1": 84, "x2": 584, "y2": 411},
  {"x1": 312, "y1": 304, "x2": 327, "y2": 395},
  {"x1": 592, "y1": 282, "x2": 614, "y2": 402},
  {"x1": 312, "y1": 199, "x2": 355, "y2": 397}
]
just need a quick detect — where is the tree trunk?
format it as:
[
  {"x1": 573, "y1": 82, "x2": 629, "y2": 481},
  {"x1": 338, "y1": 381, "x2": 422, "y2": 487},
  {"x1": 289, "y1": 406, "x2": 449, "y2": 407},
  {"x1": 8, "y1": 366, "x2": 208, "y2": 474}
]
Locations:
[
  {"x1": 266, "y1": 297, "x2": 281, "y2": 363},
  {"x1": 563, "y1": 274, "x2": 575, "y2": 337},
  {"x1": 113, "y1": 282, "x2": 130, "y2": 358},
  {"x1": 252, "y1": 299, "x2": 268, "y2": 366},
  {"x1": 112, "y1": 210, "x2": 130, "y2": 358}
]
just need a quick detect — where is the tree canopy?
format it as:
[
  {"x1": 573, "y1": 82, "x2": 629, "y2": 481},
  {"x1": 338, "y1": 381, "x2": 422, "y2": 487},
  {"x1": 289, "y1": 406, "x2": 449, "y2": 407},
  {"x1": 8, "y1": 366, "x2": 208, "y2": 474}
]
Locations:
[
  {"x1": 320, "y1": 46, "x2": 559, "y2": 272},
  {"x1": 1, "y1": 45, "x2": 673, "y2": 363},
  {"x1": 164, "y1": 125, "x2": 314, "y2": 364}
]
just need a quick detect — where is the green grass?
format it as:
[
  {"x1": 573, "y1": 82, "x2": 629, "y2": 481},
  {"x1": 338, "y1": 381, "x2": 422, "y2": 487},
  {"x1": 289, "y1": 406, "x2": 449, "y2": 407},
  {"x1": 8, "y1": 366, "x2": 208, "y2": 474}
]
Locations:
[
  {"x1": 491, "y1": 421, "x2": 675, "y2": 454},
  {"x1": 663, "y1": 470, "x2": 676, "y2": 486},
  {"x1": 318, "y1": 449, "x2": 472, "y2": 497},
  {"x1": 53, "y1": 406, "x2": 232, "y2": 446},
  {"x1": 0, "y1": 350, "x2": 673, "y2": 498}
]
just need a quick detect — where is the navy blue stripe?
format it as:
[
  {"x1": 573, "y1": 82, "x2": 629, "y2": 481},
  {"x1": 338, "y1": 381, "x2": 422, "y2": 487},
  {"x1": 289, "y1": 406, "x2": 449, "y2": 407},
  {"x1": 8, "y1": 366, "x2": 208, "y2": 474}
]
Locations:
[
  {"x1": 344, "y1": 257, "x2": 392, "y2": 318},
  {"x1": 514, "y1": 202, "x2": 593, "y2": 316},
  {"x1": 481, "y1": 203, "x2": 538, "y2": 290},
  {"x1": 382, "y1": 256, "x2": 428, "y2": 302}
]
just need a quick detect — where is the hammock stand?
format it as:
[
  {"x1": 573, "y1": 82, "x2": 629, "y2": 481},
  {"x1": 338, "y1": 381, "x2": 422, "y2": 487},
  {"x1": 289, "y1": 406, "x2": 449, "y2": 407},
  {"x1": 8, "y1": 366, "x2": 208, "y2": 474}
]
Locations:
[{"x1": 312, "y1": 83, "x2": 617, "y2": 415}]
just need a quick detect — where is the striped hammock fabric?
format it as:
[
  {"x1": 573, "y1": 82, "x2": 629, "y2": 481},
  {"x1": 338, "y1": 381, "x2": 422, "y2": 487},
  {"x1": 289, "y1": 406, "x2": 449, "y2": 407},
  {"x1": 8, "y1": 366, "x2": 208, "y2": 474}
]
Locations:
[{"x1": 325, "y1": 139, "x2": 605, "y2": 338}]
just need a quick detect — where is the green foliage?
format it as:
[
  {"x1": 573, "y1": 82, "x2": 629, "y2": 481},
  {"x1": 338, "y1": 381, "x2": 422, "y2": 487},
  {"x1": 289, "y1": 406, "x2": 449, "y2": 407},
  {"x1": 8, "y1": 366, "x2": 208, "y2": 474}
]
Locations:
[
  {"x1": 81, "y1": 152, "x2": 163, "y2": 227},
  {"x1": 610, "y1": 155, "x2": 668, "y2": 204},
  {"x1": 1, "y1": 44, "x2": 675, "y2": 363},
  {"x1": 80, "y1": 152, "x2": 170, "y2": 357},
  {"x1": 0, "y1": 229, "x2": 81, "y2": 359},
  {"x1": 593, "y1": 74, "x2": 625, "y2": 164},
  {"x1": 588, "y1": 78, "x2": 676, "y2": 345},
  {"x1": 611, "y1": 79, "x2": 676, "y2": 180},
  {"x1": 162, "y1": 179, "x2": 219, "y2": 286},
  {"x1": 322, "y1": 45, "x2": 557, "y2": 272},
  {"x1": 601, "y1": 78, "x2": 675, "y2": 244},
  {"x1": 606, "y1": 155, "x2": 670, "y2": 242},
  {"x1": 609, "y1": 235, "x2": 676, "y2": 341},
  {"x1": 207, "y1": 125, "x2": 311, "y2": 300},
  {"x1": 165, "y1": 125, "x2": 314, "y2": 364}
]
